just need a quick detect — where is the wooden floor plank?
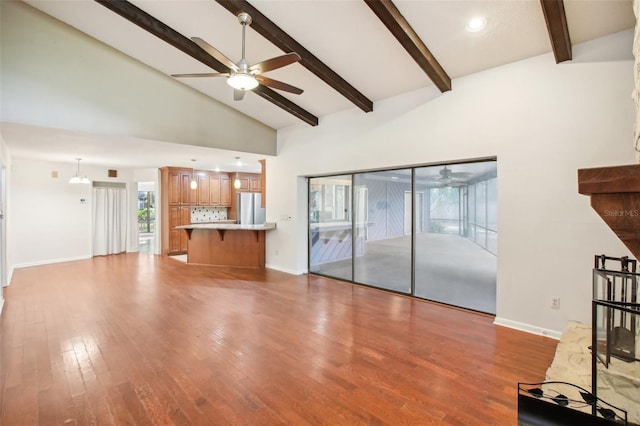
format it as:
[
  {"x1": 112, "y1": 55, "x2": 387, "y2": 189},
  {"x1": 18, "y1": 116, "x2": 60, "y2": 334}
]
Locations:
[{"x1": 1, "y1": 253, "x2": 558, "y2": 425}]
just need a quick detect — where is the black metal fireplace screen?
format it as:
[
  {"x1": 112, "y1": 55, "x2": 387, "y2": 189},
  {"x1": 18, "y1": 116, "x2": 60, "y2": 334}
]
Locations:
[
  {"x1": 591, "y1": 255, "x2": 639, "y2": 424},
  {"x1": 517, "y1": 255, "x2": 640, "y2": 425},
  {"x1": 593, "y1": 255, "x2": 639, "y2": 366}
]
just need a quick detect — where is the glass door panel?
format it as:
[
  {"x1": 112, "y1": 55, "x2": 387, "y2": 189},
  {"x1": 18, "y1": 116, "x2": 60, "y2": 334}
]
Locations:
[
  {"x1": 353, "y1": 170, "x2": 411, "y2": 293},
  {"x1": 414, "y1": 161, "x2": 497, "y2": 314},
  {"x1": 309, "y1": 175, "x2": 353, "y2": 281}
]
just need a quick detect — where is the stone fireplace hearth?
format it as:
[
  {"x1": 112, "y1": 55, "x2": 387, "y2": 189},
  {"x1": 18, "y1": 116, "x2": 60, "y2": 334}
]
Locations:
[{"x1": 545, "y1": 321, "x2": 640, "y2": 424}]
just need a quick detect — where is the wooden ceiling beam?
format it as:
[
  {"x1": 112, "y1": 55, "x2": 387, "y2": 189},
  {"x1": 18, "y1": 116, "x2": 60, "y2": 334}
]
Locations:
[
  {"x1": 540, "y1": 0, "x2": 572, "y2": 63},
  {"x1": 364, "y1": 0, "x2": 451, "y2": 93},
  {"x1": 95, "y1": 0, "x2": 318, "y2": 126},
  {"x1": 215, "y1": 0, "x2": 374, "y2": 113}
]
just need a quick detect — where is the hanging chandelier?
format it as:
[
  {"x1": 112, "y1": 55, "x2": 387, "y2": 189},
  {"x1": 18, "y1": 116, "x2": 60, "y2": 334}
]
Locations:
[{"x1": 69, "y1": 158, "x2": 90, "y2": 184}]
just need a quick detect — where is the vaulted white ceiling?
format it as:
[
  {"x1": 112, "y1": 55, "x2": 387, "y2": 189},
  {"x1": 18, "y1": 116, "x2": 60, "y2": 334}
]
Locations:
[
  {"x1": 24, "y1": 0, "x2": 635, "y2": 129},
  {"x1": 2, "y1": 0, "x2": 635, "y2": 171}
]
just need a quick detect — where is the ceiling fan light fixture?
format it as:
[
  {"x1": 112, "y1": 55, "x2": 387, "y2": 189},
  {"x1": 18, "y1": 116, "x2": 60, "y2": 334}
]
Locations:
[
  {"x1": 466, "y1": 16, "x2": 486, "y2": 32},
  {"x1": 227, "y1": 73, "x2": 259, "y2": 91}
]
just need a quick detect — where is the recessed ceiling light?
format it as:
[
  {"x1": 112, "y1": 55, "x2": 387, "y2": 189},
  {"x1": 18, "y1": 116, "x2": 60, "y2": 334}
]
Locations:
[{"x1": 466, "y1": 17, "x2": 486, "y2": 32}]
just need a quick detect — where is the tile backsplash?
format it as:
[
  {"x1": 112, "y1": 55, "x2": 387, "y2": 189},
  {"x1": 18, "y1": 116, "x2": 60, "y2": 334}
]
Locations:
[{"x1": 191, "y1": 207, "x2": 228, "y2": 223}]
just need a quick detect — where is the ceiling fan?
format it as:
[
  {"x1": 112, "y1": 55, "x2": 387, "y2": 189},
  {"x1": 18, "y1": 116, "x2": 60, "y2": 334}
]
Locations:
[
  {"x1": 425, "y1": 166, "x2": 472, "y2": 187},
  {"x1": 171, "y1": 12, "x2": 303, "y2": 101}
]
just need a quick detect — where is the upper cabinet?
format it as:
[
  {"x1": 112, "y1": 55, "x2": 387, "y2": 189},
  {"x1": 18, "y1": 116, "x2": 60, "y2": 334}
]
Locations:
[
  {"x1": 220, "y1": 175, "x2": 231, "y2": 206},
  {"x1": 235, "y1": 173, "x2": 262, "y2": 193},
  {"x1": 167, "y1": 168, "x2": 195, "y2": 206},
  {"x1": 196, "y1": 173, "x2": 211, "y2": 206},
  {"x1": 194, "y1": 172, "x2": 231, "y2": 207},
  {"x1": 250, "y1": 175, "x2": 262, "y2": 192},
  {"x1": 162, "y1": 167, "x2": 231, "y2": 207}
]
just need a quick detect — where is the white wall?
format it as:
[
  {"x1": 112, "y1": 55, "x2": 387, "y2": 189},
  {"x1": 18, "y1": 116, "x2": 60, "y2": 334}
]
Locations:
[
  {"x1": 9, "y1": 158, "x2": 146, "y2": 267},
  {"x1": 266, "y1": 30, "x2": 636, "y2": 336},
  {"x1": 0, "y1": 1, "x2": 276, "y2": 155}
]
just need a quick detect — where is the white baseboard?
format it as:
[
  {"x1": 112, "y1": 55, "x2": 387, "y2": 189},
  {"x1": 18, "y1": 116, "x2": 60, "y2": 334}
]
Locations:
[
  {"x1": 494, "y1": 317, "x2": 562, "y2": 340},
  {"x1": 4, "y1": 266, "x2": 13, "y2": 287},
  {"x1": 265, "y1": 263, "x2": 305, "y2": 275},
  {"x1": 13, "y1": 255, "x2": 92, "y2": 269}
]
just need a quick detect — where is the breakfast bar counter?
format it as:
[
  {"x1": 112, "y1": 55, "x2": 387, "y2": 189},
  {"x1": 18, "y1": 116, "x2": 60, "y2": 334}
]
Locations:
[{"x1": 176, "y1": 222, "x2": 276, "y2": 267}]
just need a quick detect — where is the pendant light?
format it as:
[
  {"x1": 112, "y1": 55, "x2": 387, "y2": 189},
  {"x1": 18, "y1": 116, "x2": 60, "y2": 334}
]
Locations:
[
  {"x1": 69, "y1": 158, "x2": 90, "y2": 184},
  {"x1": 190, "y1": 159, "x2": 198, "y2": 190},
  {"x1": 233, "y1": 157, "x2": 242, "y2": 189}
]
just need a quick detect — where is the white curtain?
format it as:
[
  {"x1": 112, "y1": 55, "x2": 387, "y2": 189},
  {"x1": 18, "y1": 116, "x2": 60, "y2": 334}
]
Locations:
[{"x1": 93, "y1": 187, "x2": 127, "y2": 256}]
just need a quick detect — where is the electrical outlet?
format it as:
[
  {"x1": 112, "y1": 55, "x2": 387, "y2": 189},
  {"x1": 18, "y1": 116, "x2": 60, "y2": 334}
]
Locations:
[{"x1": 551, "y1": 297, "x2": 560, "y2": 309}]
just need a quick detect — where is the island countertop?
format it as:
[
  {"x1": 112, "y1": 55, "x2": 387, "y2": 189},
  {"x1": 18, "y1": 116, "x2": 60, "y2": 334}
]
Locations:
[{"x1": 176, "y1": 222, "x2": 276, "y2": 231}]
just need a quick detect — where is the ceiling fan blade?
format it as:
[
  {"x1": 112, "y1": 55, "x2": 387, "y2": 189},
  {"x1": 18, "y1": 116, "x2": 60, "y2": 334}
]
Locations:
[
  {"x1": 191, "y1": 37, "x2": 239, "y2": 72},
  {"x1": 256, "y1": 76, "x2": 303, "y2": 95},
  {"x1": 171, "y1": 72, "x2": 229, "y2": 78},
  {"x1": 451, "y1": 172, "x2": 472, "y2": 178},
  {"x1": 249, "y1": 52, "x2": 301, "y2": 74},
  {"x1": 233, "y1": 89, "x2": 245, "y2": 101}
]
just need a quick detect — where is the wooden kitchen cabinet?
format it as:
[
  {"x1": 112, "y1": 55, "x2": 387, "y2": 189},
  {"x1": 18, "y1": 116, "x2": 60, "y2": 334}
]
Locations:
[
  {"x1": 220, "y1": 175, "x2": 231, "y2": 206},
  {"x1": 161, "y1": 167, "x2": 233, "y2": 254},
  {"x1": 195, "y1": 173, "x2": 230, "y2": 207},
  {"x1": 168, "y1": 206, "x2": 191, "y2": 254},
  {"x1": 192, "y1": 172, "x2": 231, "y2": 207},
  {"x1": 249, "y1": 175, "x2": 262, "y2": 192},
  {"x1": 235, "y1": 173, "x2": 262, "y2": 193},
  {"x1": 209, "y1": 175, "x2": 222, "y2": 206},
  {"x1": 161, "y1": 167, "x2": 195, "y2": 255},
  {"x1": 167, "y1": 168, "x2": 195, "y2": 205},
  {"x1": 197, "y1": 173, "x2": 211, "y2": 206},
  {"x1": 236, "y1": 176, "x2": 250, "y2": 191}
]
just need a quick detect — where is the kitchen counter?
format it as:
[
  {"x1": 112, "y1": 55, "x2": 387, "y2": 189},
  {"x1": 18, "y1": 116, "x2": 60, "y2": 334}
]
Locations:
[
  {"x1": 175, "y1": 222, "x2": 275, "y2": 267},
  {"x1": 176, "y1": 222, "x2": 276, "y2": 231}
]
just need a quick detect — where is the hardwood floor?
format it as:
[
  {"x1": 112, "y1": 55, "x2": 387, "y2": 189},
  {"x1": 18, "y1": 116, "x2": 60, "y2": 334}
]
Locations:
[{"x1": 1, "y1": 253, "x2": 557, "y2": 425}]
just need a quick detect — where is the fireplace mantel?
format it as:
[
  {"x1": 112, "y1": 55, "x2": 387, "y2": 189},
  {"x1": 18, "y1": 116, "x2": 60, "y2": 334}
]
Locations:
[{"x1": 578, "y1": 164, "x2": 640, "y2": 260}]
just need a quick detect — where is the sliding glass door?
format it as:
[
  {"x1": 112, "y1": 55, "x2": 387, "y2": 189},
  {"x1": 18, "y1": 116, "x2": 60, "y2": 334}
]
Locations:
[
  {"x1": 413, "y1": 162, "x2": 497, "y2": 313},
  {"x1": 308, "y1": 160, "x2": 498, "y2": 314},
  {"x1": 353, "y1": 170, "x2": 412, "y2": 293},
  {"x1": 309, "y1": 175, "x2": 353, "y2": 281}
]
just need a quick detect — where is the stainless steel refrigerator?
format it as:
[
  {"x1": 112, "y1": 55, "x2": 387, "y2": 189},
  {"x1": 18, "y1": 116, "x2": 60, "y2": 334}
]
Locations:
[{"x1": 237, "y1": 192, "x2": 265, "y2": 225}]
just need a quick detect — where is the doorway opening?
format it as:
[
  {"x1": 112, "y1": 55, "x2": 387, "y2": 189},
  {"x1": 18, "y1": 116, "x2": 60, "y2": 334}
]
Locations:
[{"x1": 138, "y1": 182, "x2": 156, "y2": 254}]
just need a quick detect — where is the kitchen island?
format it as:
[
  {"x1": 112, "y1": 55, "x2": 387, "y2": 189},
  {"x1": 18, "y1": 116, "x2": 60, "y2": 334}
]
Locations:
[{"x1": 176, "y1": 222, "x2": 276, "y2": 268}]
